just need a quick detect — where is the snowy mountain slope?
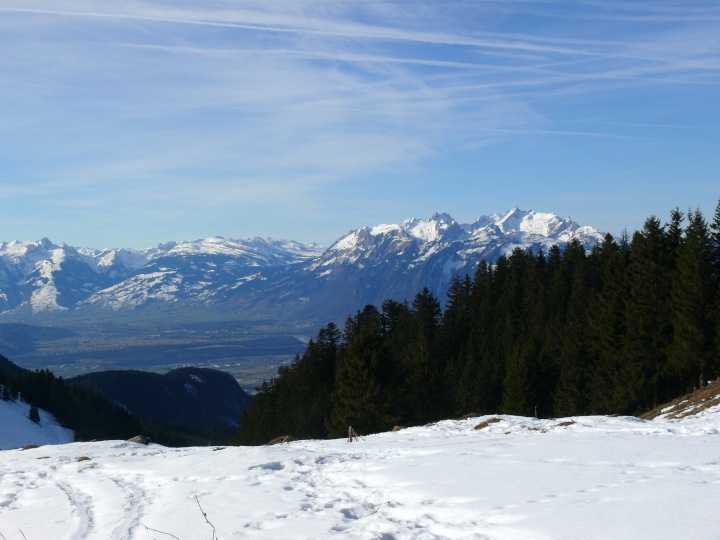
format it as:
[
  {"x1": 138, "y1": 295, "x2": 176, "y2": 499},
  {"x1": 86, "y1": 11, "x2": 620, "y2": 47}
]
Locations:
[
  {"x1": 0, "y1": 237, "x2": 323, "y2": 313},
  {"x1": 312, "y1": 208, "x2": 602, "y2": 280},
  {"x1": 1, "y1": 412, "x2": 718, "y2": 539},
  {"x1": 0, "y1": 209, "x2": 603, "y2": 319},
  {"x1": 81, "y1": 237, "x2": 324, "y2": 311},
  {"x1": 0, "y1": 396, "x2": 74, "y2": 450},
  {"x1": 243, "y1": 208, "x2": 605, "y2": 319}
]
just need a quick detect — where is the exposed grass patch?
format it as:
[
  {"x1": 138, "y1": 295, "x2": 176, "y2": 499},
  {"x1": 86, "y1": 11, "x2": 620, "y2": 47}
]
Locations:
[
  {"x1": 641, "y1": 380, "x2": 720, "y2": 420},
  {"x1": 474, "y1": 417, "x2": 503, "y2": 430},
  {"x1": 266, "y1": 435, "x2": 296, "y2": 445}
]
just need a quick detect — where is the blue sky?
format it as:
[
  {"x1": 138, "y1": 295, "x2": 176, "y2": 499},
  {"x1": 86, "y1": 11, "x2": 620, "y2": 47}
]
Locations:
[{"x1": 1, "y1": 1, "x2": 718, "y2": 248}]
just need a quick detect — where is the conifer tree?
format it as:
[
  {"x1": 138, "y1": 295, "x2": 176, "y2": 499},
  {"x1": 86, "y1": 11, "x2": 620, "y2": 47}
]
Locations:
[
  {"x1": 402, "y1": 288, "x2": 444, "y2": 422},
  {"x1": 237, "y1": 378, "x2": 280, "y2": 444},
  {"x1": 587, "y1": 234, "x2": 630, "y2": 413},
  {"x1": 326, "y1": 306, "x2": 398, "y2": 437},
  {"x1": 502, "y1": 340, "x2": 539, "y2": 416},
  {"x1": 553, "y1": 319, "x2": 589, "y2": 416},
  {"x1": 620, "y1": 217, "x2": 672, "y2": 412},
  {"x1": 710, "y1": 198, "x2": 720, "y2": 371},
  {"x1": 28, "y1": 404, "x2": 41, "y2": 424},
  {"x1": 439, "y1": 276, "x2": 473, "y2": 365},
  {"x1": 667, "y1": 209, "x2": 714, "y2": 393},
  {"x1": 666, "y1": 208, "x2": 685, "y2": 262},
  {"x1": 709, "y1": 198, "x2": 720, "y2": 277},
  {"x1": 462, "y1": 261, "x2": 501, "y2": 414}
]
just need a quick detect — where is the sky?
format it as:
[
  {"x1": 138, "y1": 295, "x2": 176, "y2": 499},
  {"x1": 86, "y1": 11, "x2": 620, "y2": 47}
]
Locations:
[{"x1": 0, "y1": 1, "x2": 718, "y2": 249}]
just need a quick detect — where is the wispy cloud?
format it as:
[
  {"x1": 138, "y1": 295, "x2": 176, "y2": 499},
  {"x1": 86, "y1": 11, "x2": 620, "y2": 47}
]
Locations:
[{"x1": 0, "y1": 1, "x2": 718, "y2": 246}]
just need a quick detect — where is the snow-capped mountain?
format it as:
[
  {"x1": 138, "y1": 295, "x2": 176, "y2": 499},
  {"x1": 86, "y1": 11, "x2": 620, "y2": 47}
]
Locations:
[
  {"x1": 243, "y1": 208, "x2": 605, "y2": 318},
  {"x1": 0, "y1": 209, "x2": 604, "y2": 320},
  {"x1": 0, "y1": 237, "x2": 323, "y2": 314},
  {"x1": 80, "y1": 237, "x2": 324, "y2": 311}
]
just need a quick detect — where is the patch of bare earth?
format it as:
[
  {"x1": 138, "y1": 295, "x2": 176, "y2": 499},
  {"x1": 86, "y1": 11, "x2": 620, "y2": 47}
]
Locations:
[
  {"x1": 474, "y1": 417, "x2": 503, "y2": 430},
  {"x1": 641, "y1": 379, "x2": 720, "y2": 420}
]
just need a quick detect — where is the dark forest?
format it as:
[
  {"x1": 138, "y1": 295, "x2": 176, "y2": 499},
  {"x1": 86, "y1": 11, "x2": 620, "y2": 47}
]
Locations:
[{"x1": 237, "y1": 202, "x2": 720, "y2": 444}]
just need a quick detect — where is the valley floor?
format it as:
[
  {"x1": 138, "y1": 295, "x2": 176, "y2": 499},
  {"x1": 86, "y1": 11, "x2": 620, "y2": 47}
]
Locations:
[{"x1": 1, "y1": 411, "x2": 719, "y2": 539}]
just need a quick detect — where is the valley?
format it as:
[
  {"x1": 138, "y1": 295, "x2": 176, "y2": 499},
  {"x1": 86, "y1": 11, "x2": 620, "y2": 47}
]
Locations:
[{"x1": 0, "y1": 319, "x2": 311, "y2": 393}]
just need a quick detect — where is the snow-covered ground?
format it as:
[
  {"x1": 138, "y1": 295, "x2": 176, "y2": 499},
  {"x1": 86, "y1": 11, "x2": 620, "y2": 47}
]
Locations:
[
  {"x1": 0, "y1": 397, "x2": 73, "y2": 451},
  {"x1": 1, "y1": 410, "x2": 719, "y2": 540}
]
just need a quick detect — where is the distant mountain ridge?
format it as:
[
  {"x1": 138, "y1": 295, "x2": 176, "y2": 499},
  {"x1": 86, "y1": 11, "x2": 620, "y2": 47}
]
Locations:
[
  {"x1": 0, "y1": 209, "x2": 604, "y2": 321},
  {"x1": 0, "y1": 237, "x2": 323, "y2": 314},
  {"x1": 70, "y1": 367, "x2": 251, "y2": 430}
]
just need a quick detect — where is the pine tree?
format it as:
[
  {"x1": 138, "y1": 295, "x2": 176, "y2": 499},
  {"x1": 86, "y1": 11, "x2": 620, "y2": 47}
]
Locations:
[
  {"x1": 28, "y1": 404, "x2": 41, "y2": 424},
  {"x1": 666, "y1": 207, "x2": 685, "y2": 262},
  {"x1": 235, "y1": 379, "x2": 277, "y2": 444},
  {"x1": 496, "y1": 249, "x2": 557, "y2": 417},
  {"x1": 667, "y1": 209, "x2": 714, "y2": 393},
  {"x1": 587, "y1": 234, "x2": 629, "y2": 413},
  {"x1": 710, "y1": 198, "x2": 720, "y2": 375},
  {"x1": 502, "y1": 340, "x2": 540, "y2": 416},
  {"x1": 552, "y1": 239, "x2": 594, "y2": 416},
  {"x1": 620, "y1": 217, "x2": 672, "y2": 412},
  {"x1": 403, "y1": 288, "x2": 445, "y2": 422},
  {"x1": 326, "y1": 306, "x2": 398, "y2": 437},
  {"x1": 710, "y1": 198, "x2": 720, "y2": 278},
  {"x1": 462, "y1": 260, "x2": 502, "y2": 414},
  {"x1": 553, "y1": 319, "x2": 589, "y2": 416}
]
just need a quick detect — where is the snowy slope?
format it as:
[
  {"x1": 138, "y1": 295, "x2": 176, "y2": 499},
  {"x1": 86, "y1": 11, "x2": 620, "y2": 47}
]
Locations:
[
  {"x1": 0, "y1": 397, "x2": 73, "y2": 450},
  {"x1": 1, "y1": 412, "x2": 718, "y2": 539}
]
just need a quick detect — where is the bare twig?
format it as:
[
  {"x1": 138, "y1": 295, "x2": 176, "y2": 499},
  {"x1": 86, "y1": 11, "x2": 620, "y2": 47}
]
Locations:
[
  {"x1": 371, "y1": 500, "x2": 393, "y2": 514},
  {"x1": 347, "y1": 426, "x2": 364, "y2": 442},
  {"x1": 195, "y1": 496, "x2": 218, "y2": 540},
  {"x1": 19, "y1": 531, "x2": 27, "y2": 540},
  {"x1": 0, "y1": 531, "x2": 7, "y2": 540},
  {"x1": 141, "y1": 523, "x2": 180, "y2": 540}
]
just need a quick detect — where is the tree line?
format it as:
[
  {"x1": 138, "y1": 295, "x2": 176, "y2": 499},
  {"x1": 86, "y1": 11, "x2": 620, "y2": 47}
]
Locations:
[
  {"x1": 1, "y1": 357, "x2": 142, "y2": 441},
  {"x1": 236, "y1": 201, "x2": 720, "y2": 445}
]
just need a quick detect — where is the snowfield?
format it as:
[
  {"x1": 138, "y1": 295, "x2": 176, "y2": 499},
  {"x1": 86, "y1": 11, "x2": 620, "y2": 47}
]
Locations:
[
  {"x1": 0, "y1": 398, "x2": 73, "y2": 451},
  {"x1": 1, "y1": 412, "x2": 719, "y2": 539}
]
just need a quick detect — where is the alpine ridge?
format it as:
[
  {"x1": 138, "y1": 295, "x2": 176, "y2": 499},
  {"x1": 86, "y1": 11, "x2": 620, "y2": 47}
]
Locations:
[{"x1": 0, "y1": 209, "x2": 604, "y2": 322}]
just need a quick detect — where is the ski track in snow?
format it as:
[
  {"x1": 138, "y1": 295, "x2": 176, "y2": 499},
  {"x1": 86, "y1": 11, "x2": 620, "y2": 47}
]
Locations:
[{"x1": 1, "y1": 416, "x2": 720, "y2": 539}]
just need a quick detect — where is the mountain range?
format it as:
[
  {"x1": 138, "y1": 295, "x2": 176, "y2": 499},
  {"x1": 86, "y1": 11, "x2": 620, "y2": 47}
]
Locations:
[{"x1": 0, "y1": 209, "x2": 604, "y2": 323}]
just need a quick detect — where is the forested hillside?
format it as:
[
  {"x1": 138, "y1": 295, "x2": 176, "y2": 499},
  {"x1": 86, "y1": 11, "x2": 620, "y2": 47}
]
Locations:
[
  {"x1": 70, "y1": 367, "x2": 251, "y2": 445},
  {"x1": 1, "y1": 358, "x2": 251, "y2": 446},
  {"x1": 0, "y1": 357, "x2": 142, "y2": 441},
  {"x1": 237, "y1": 203, "x2": 720, "y2": 444}
]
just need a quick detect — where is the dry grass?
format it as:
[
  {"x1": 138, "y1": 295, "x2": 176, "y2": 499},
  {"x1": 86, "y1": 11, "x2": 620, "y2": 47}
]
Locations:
[
  {"x1": 474, "y1": 417, "x2": 503, "y2": 430},
  {"x1": 641, "y1": 380, "x2": 720, "y2": 420},
  {"x1": 266, "y1": 435, "x2": 296, "y2": 445}
]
